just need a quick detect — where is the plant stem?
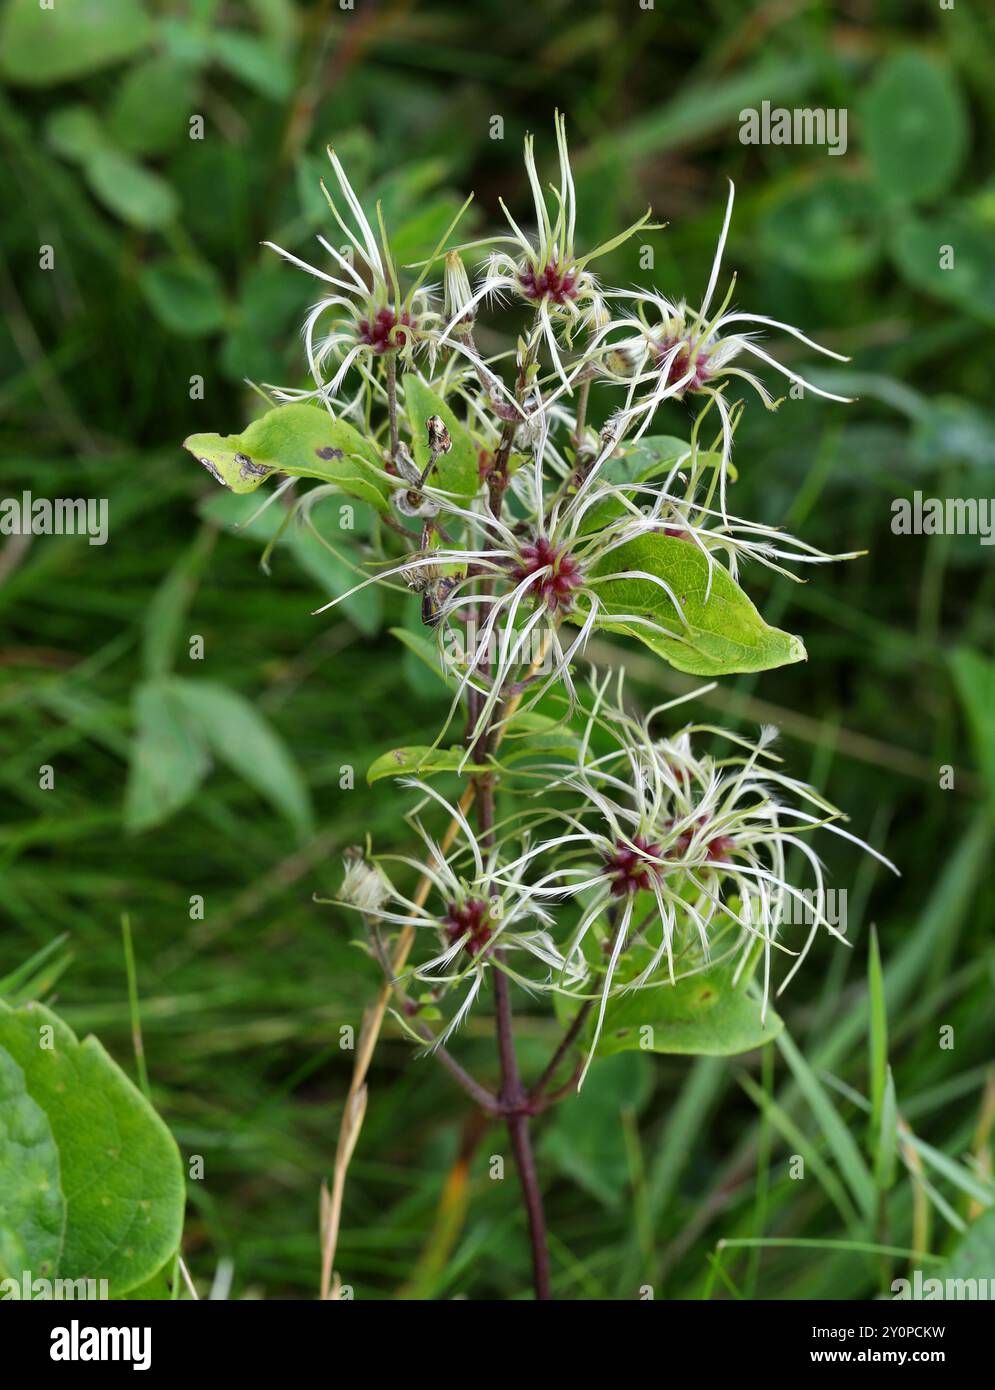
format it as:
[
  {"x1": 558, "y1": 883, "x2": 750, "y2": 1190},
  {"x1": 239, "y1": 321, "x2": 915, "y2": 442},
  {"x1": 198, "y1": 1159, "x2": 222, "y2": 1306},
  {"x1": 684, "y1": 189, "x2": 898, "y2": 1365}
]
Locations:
[
  {"x1": 385, "y1": 353, "x2": 399, "y2": 462},
  {"x1": 530, "y1": 998, "x2": 593, "y2": 1104},
  {"x1": 571, "y1": 373, "x2": 591, "y2": 452},
  {"x1": 477, "y1": 766, "x2": 552, "y2": 1300}
]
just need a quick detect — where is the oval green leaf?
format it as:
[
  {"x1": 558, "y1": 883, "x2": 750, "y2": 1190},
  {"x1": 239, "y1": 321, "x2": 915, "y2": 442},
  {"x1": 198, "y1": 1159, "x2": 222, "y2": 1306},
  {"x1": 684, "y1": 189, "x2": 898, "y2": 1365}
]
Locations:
[
  {"x1": 184, "y1": 403, "x2": 389, "y2": 510},
  {"x1": 863, "y1": 51, "x2": 968, "y2": 206},
  {"x1": 593, "y1": 959, "x2": 783, "y2": 1058},
  {"x1": 891, "y1": 210, "x2": 995, "y2": 325},
  {"x1": 589, "y1": 532, "x2": 806, "y2": 676},
  {"x1": 403, "y1": 375, "x2": 480, "y2": 501},
  {"x1": 0, "y1": 0, "x2": 153, "y2": 87},
  {"x1": 367, "y1": 744, "x2": 490, "y2": 784},
  {"x1": 0, "y1": 1000, "x2": 185, "y2": 1296},
  {"x1": 0, "y1": 1046, "x2": 65, "y2": 1285}
]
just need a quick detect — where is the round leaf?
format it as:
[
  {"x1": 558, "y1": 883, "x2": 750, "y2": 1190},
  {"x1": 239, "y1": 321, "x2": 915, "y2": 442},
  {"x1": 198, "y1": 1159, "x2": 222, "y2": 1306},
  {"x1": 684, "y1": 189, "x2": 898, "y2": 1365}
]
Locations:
[
  {"x1": 0, "y1": 1000, "x2": 184, "y2": 1296},
  {"x1": 85, "y1": 148, "x2": 179, "y2": 230},
  {"x1": 0, "y1": 0, "x2": 152, "y2": 87},
  {"x1": 0, "y1": 1046, "x2": 65, "y2": 1284},
  {"x1": 108, "y1": 55, "x2": 198, "y2": 156},
  {"x1": 759, "y1": 176, "x2": 882, "y2": 280},
  {"x1": 891, "y1": 210, "x2": 995, "y2": 324},
  {"x1": 863, "y1": 51, "x2": 968, "y2": 205},
  {"x1": 44, "y1": 105, "x2": 109, "y2": 164},
  {"x1": 140, "y1": 259, "x2": 228, "y2": 337}
]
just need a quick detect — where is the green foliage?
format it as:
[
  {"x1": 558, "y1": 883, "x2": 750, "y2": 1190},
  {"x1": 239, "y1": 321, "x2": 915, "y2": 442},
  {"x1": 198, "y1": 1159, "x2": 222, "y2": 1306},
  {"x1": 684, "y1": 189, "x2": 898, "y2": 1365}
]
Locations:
[
  {"x1": 184, "y1": 404, "x2": 388, "y2": 508},
  {"x1": 367, "y1": 745, "x2": 489, "y2": 784},
  {"x1": 862, "y1": 52, "x2": 968, "y2": 206},
  {"x1": 891, "y1": 211, "x2": 995, "y2": 325},
  {"x1": 1, "y1": 0, "x2": 993, "y2": 1304},
  {"x1": 593, "y1": 958, "x2": 784, "y2": 1058},
  {"x1": 949, "y1": 649, "x2": 995, "y2": 815},
  {"x1": 0, "y1": 0, "x2": 152, "y2": 87},
  {"x1": 542, "y1": 1054, "x2": 653, "y2": 1207},
  {"x1": 590, "y1": 533, "x2": 806, "y2": 676},
  {"x1": 0, "y1": 1000, "x2": 184, "y2": 1296},
  {"x1": 939, "y1": 1208, "x2": 995, "y2": 1284},
  {"x1": 0, "y1": 1047, "x2": 64, "y2": 1283},
  {"x1": 403, "y1": 376, "x2": 480, "y2": 501},
  {"x1": 140, "y1": 261, "x2": 228, "y2": 338},
  {"x1": 126, "y1": 676, "x2": 313, "y2": 838},
  {"x1": 759, "y1": 177, "x2": 882, "y2": 282}
]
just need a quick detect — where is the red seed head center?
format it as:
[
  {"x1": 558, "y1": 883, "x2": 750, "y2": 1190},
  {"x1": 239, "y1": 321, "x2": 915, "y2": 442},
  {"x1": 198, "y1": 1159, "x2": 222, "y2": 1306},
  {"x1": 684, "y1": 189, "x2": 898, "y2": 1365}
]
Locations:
[
  {"x1": 654, "y1": 334, "x2": 712, "y2": 391},
  {"x1": 604, "y1": 835, "x2": 661, "y2": 897},
  {"x1": 358, "y1": 306, "x2": 415, "y2": 353},
  {"x1": 519, "y1": 260, "x2": 578, "y2": 305},
  {"x1": 512, "y1": 536, "x2": 583, "y2": 612},
  {"x1": 445, "y1": 897, "x2": 492, "y2": 955}
]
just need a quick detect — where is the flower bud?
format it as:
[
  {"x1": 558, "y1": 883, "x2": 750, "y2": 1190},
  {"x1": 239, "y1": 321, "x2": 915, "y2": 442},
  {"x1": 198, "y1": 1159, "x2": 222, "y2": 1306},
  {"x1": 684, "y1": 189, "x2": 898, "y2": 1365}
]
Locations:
[
  {"x1": 443, "y1": 251, "x2": 475, "y2": 330},
  {"x1": 340, "y1": 848, "x2": 390, "y2": 914}
]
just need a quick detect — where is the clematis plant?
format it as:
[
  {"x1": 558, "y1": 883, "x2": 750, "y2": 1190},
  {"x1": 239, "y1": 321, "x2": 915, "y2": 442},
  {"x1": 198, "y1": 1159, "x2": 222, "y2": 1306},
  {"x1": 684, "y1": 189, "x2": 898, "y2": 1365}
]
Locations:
[{"x1": 183, "y1": 117, "x2": 894, "y2": 1301}]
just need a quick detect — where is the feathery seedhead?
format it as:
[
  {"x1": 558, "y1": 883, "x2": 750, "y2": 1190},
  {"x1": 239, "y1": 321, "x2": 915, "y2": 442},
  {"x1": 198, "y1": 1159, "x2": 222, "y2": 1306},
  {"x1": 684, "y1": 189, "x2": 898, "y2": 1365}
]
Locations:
[{"x1": 339, "y1": 848, "x2": 390, "y2": 914}]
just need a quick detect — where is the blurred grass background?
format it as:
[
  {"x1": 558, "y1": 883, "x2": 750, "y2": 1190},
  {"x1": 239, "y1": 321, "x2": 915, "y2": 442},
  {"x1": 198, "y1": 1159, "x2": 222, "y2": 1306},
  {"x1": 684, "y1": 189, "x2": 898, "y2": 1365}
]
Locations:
[{"x1": 1, "y1": 0, "x2": 994, "y2": 1299}]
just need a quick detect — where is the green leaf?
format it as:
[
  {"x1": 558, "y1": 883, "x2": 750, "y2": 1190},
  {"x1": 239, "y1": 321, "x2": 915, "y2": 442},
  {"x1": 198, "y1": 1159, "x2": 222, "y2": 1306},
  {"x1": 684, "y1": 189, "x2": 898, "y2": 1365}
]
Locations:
[
  {"x1": 0, "y1": 937, "x2": 73, "y2": 1007},
  {"x1": 0, "y1": 1000, "x2": 184, "y2": 1296},
  {"x1": 541, "y1": 1053, "x2": 652, "y2": 1208},
  {"x1": 108, "y1": 55, "x2": 197, "y2": 155},
  {"x1": 498, "y1": 710, "x2": 580, "y2": 761},
  {"x1": 867, "y1": 925, "x2": 888, "y2": 1146},
  {"x1": 949, "y1": 648, "x2": 995, "y2": 814},
  {"x1": 197, "y1": 491, "x2": 380, "y2": 634},
  {"x1": 84, "y1": 148, "x2": 179, "y2": 231},
  {"x1": 125, "y1": 679, "x2": 210, "y2": 834},
  {"x1": 44, "y1": 105, "x2": 109, "y2": 163},
  {"x1": 598, "y1": 57, "x2": 817, "y2": 162},
  {"x1": 873, "y1": 1067, "x2": 898, "y2": 1193},
  {"x1": 211, "y1": 30, "x2": 293, "y2": 100},
  {"x1": 140, "y1": 259, "x2": 228, "y2": 338},
  {"x1": 285, "y1": 526, "x2": 382, "y2": 637},
  {"x1": 588, "y1": 532, "x2": 806, "y2": 676},
  {"x1": 390, "y1": 624, "x2": 457, "y2": 694},
  {"x1": 0, "y1": 0, "x2": 153, "y2": 87},
  {"x1": 759, "y1": 176, "x2": 882, "y2": 281},
  {"x1": 594, "y1": 958, "x2": 783, "y2": 1058},
  {"x1": 119, "y1": 1257, "x2": 177, "y2": 1299},
  {"x1": 776, "y1": 1030, "x2": 877, "y2": 1223},
  {"x1": 142, "y1": 531, "x2": 214, "y2": 680},
  {"x1": 403, "y1": 375, "x2": 480, "y2": 501},
  {"x1": 739, "y1": 1071, "x2": 862, "y2": 1230},
  {"x1": 0, "y1": 1047, "x2": 65, "y2": 1284},
  {"x1": 579, "y1": 435, "x2": 693, "y2": 533},
  {"x1": 367, "y1": 744, "x2": 490, "y2": 784},
  {"x1": 891, "y1": 211, "x2": 995, "y2": 325},
  {"x1": 863, "y1": 51, "x2": 967, "y2": 206},
  {"x1": 184, "y1": 403, "x2": 389, "y2": 511},
  {"x1": 172, "y1": 680, "x2": 313, "y2": 839}
]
